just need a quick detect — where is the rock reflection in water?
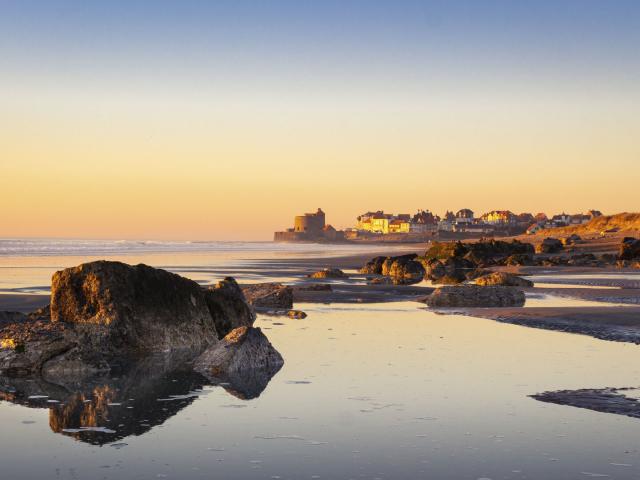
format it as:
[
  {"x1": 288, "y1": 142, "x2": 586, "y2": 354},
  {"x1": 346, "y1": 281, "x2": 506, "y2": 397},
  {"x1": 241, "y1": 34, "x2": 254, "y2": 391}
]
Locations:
[{"x1": 0, "y1": 354, "x2": 281, "y2": 445}]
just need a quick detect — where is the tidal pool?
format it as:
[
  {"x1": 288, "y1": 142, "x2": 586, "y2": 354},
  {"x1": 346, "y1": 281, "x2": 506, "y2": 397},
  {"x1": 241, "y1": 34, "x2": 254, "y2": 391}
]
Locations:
[{"x1": 2, "y1": 302, "x2": 640, "y2": 479}]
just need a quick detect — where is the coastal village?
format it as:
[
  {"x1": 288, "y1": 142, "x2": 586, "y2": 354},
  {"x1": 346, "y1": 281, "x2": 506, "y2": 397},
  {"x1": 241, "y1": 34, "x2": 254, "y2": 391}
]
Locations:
[{"x1": 274, "y1": 207, "x2": 603, "y2": 242}]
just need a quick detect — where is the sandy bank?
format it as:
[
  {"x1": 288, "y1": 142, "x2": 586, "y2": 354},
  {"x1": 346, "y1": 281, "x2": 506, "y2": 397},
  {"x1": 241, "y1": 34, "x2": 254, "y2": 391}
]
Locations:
[{"x1": 450, "y1": 305, "x2": 640, "y2": 343}]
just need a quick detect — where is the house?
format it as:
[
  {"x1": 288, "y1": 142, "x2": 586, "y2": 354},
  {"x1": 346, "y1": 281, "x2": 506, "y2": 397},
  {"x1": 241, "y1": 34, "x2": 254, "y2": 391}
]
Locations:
[
  {"x1": 388, "y1": 219, "x2": 411, "y2": 233},
  {"x1": 443, "y1": 211, "x2": 456, "y2": 222},
  {"x1": 411, "y1": 209, "x2": 439, "y2": 233},
  {"x1": 570, "y1": 214, "x2": 590, "y2": 224},
  {"x1": 455, "y1": 209, "x2": 474, "y2": 224},
  {"x1": 370, "y1": 213, "x2": 391, "y2": 234},
  {"x1": 480, "y1": 210, "x2": 516, "y2": 225},
  {"x1": 550, "y1": 213, "x2": 571, "y2": 227},
  {"x1": 357, "y1": 211, "x2": 392, "y2": 233},
  {"x1": 534, "y1": 212, "x2": 548, "y2": 223},
  {"x1": 516, "y1": 213, "x2": 535, "y2": 225}
]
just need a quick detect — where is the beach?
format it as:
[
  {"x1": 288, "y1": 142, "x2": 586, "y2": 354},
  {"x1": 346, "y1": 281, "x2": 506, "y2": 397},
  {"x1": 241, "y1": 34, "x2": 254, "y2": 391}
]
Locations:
[{"x1": 2, "y1": 239, "x2": 640, "y2": 479}]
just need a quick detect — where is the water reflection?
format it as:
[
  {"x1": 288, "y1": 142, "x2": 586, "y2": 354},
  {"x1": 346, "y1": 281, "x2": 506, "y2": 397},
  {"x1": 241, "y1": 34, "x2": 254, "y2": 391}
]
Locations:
[{"x1": 0, "y1": 354, "x2": 281, "y2": 445}]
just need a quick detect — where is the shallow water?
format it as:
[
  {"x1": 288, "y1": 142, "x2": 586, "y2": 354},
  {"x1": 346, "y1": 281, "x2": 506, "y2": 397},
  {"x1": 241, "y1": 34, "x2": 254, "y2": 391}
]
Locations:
[
  {"x1": 2, "y1": 302, "x2": 640, "y2": 479},
  {"x1": 0, "y1": 241, "x2": 406, "y2": 293}
]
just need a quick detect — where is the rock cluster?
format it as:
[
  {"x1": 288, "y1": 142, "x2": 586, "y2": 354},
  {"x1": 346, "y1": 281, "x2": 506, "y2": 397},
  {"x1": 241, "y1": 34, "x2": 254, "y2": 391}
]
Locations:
[
  {"x1": 359, "y1": 254, "x2": 424, "y2": 285},
  {"x1": 425, "y1": 285, "x2": 526, "y2": 308},
  {"x1": 1, "y1": 261, "x2": 276, "y2": 380}
]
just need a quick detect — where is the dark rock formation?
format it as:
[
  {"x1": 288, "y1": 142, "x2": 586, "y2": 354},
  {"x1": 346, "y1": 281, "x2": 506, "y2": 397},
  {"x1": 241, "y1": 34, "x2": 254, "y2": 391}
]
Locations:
[
  {"x1": 531, "y1": 387, "x2": 640, "y2": 420},
  {"x1": 204, "y1": 277, "x2": 255, "y2": 339},
  {"x1": 51, "y1": 261, "x2": 218, "y2": 353},
  {"x1": 195, "y1": 326, "x2": 283, "y2": 399},
  {"x1": 475, "y1": 272, "x2": 534, "y2": 287},
  {"x1": 241, "y1": 283, "x2": 293, "y2": 309},
  {"x1": 422, "y1": 256, "x2": 476, "y2": 284},
  {"x1": 536, "y1": 237, "x2": 563, "y2": 254},
  {"x1": 0, "y1": 319, "x2": 75, "y2": 377},
  {"x1": 619, "y1": 237, "x2": 640, "y2": 261},
  {"x1": 358, "y1": 256, "x2": 387, "y2": 274},
  {"x1": 425, "y1": 285, "x2": 525, "y2": 307},
  {"x1": 424, "y1": 240, "x2": 534, "y2": 265},
  {"x1": 1, "y1": 261, "x2": 259, "y2": 378},
  {"x1": 308, "y1": 268, "x2": 348, "y2": 279},
  {"x1": 381, "y1": 254, "x2": 418, "y2": 276},
  {"x1": 387, "y1": 257, "x2": 425, "y2": 285}
]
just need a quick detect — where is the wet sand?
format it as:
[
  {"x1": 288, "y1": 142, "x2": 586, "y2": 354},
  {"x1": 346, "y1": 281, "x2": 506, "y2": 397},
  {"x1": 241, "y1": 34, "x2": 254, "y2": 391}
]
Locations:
[{"x1": 450, "y1": 306, "x2": 640, "y2": 343}]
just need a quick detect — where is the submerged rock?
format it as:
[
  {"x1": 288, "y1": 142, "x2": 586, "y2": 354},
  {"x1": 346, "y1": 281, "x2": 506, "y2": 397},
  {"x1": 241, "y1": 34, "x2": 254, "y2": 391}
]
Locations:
[
  {"x1": 195, "y1": 326, "x2": 283, "y2": 399},
  {"x1": 425, "y1": 285, "x2": 525, "y2": 307},
  {"x1": 308, "y1": 268, "x2": 348, "y2": 279},
  {"x1": 475, "y1": 272, "x2": 534, "y2": 288},
  {"x1": 241, "y1": 283, "x2": 293, "y2": 309}
]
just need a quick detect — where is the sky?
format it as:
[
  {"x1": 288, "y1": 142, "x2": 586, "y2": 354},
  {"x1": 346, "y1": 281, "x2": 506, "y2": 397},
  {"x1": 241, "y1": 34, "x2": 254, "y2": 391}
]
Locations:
[{"x1": 1, "y1": 0, "x2": 639, "y2": 240}]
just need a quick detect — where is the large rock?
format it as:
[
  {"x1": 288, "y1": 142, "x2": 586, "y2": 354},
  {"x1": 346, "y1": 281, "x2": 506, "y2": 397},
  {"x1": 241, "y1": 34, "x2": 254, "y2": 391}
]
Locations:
[
  {"x1": 194, "y1": 326, "x2": 283, "y2": 398},
  {"x1": 619, "y1": 237, "x2": 640, "y2": 261},
  {"x1": 2, "y1": 261, "x2": 258, "y2": 378},
  {"x1": 241, "y1": 283, "x2": 293, "y2": 309},
  {"x1": 536, "y1": 237, "x2": 563, "y2": 254},
  {"x1": 422, "y1": 256, "x2": 475, "y2": 284},
  {"x1": 425, "y1": 285, "x2": 525, "y2": 307},
  {"x1": 475, "y1": 272, "x2": 533, "y2": 287},
  {"x1": 204, "y1": 277, "x2": 255, "y2": 339},
  {"x1": 50, "y1": 261, "x2": 219, "y2": 353},
  {"x1": 307, "y1": 268, "x2": 347, "y2": 279},
  {"x1": 387, "y1": 258, "x2": 425, "y2": 285},
  {"x1": 381, "y1": 254, "x2": 418, "y2": 276}
]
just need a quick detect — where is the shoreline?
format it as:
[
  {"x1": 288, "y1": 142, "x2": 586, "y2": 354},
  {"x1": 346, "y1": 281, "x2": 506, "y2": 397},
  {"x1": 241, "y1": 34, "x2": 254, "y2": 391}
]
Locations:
[{"x1": 2, "y1": 243, "x2": 640, "y2": 346}]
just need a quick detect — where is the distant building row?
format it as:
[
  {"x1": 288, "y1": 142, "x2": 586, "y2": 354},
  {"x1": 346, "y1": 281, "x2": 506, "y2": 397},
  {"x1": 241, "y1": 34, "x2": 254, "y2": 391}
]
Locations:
[{"x1": 353, "y1": 209, "x2": 603, "y2": 235}]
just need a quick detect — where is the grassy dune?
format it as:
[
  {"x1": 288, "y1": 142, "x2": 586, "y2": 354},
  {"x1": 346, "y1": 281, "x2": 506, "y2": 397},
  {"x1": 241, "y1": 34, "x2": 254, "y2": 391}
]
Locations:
[{"x1": 540, "y1": 212, "x2": 640, "y2": 236}]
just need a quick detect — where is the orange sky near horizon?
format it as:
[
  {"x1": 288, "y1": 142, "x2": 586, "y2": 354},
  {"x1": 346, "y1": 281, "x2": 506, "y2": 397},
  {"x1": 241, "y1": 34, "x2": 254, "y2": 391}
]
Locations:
[{"x1": 2, "y1": 85, "x2": 639, "y2": 241}]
